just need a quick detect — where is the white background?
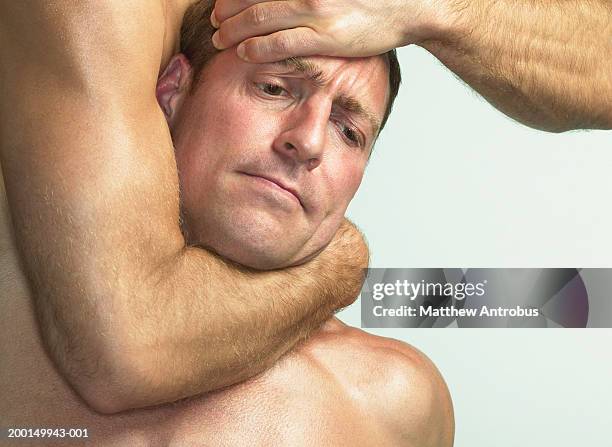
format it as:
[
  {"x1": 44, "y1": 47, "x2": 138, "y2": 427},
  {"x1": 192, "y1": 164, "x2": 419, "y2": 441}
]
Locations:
[{"x1": 339, "y1": 45, "x2": 612, "y2": 447}]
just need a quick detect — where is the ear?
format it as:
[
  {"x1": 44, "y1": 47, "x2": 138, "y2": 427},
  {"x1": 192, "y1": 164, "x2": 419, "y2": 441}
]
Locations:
[{"x1": 156, "y1": 53, "x2": 193, "y2": 127}]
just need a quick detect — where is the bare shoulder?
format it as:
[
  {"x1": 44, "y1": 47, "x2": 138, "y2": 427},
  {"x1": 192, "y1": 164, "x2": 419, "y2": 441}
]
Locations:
[{"x1": 303, "y1": 319, "x2": 455, "y2": 447}]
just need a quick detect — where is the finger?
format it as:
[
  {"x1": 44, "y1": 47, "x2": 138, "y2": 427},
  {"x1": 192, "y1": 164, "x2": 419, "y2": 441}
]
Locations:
[
  {"x1": 212, "y1": 2, "x2": 307, "y2": 50},
  {"x1": 213, "y1": 0, "x2": 277, "y2": 24},
  {"x1": 237, "y1": 27, "x2": 327, "y2": 63}
]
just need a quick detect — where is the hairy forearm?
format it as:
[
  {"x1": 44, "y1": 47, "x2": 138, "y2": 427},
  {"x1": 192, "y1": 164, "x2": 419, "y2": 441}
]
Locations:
[
  {"x1": 209, "y1": 0, "x2": 610, "y2": 131},
  {"x1": 108, "y1": 222, "x2": 366, "y2": 412},
  {"x1": 420, "y1": 0, "x2": 612, "y2": 131},
  {"x1": 2, "y1": 86, "x2": 366, "y2": 414},
  {"x1": 0, "y1": 1, "x2": 366, "y2": 414}
]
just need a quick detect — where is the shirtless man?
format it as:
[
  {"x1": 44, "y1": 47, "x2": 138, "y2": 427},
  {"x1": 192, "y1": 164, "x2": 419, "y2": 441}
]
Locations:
[
  {"x1": 0, "y1": 0, "x2": 372, "y2": 416},
  {"x1": 3, "y1": 2, "x2": 610, "y2": 446},
  {"x1": 1, "y1": 0, "x2": 453, "y2": 445}
]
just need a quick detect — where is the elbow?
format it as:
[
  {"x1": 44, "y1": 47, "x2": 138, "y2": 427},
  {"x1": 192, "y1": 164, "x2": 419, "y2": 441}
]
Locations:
[
  {"x1": 531, "y1": 111, "x2": 612, "y2": 133},
  {"x1": 68, "y1": 351, "x2": 150, "y2": 415},
  {"x1": 54, "y1": 332, "x2": 157, "y2": 415},
  {"x1": 72, "y1": 357, "x2": 160, "y2": 415},
  {"x1": 602, "y1": 110, "x2": 612, "y2": 131},
  {"x1": 516, "y1": 104, "x2": 612, "y2": 133},
  {"x1": 33, "y1": 287, "x2": 168, "y2": 413},
  {"x1": 526, "y1": 119, "x2": 577, "y2": 134},
  {"x1": 75, "y1": 381, "x2": 134, "y2": 415}
]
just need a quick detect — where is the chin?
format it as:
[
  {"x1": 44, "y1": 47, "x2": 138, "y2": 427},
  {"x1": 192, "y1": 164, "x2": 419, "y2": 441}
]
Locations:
[
  {"x1": 212, "y1": 239, "x2": 301, "y2": 271},
  {"x1": 187, "y1": 222, "x2": 307, "y2": 271},
  {"x1": 231, "y1": 252, "x2": 292, "y2": 271},
  {"x1": 210, "y1": 229, "x2": 329, "y2": 271},
  {"x1": 183, "y1": 203, "x2": 319, "y2": 270}
]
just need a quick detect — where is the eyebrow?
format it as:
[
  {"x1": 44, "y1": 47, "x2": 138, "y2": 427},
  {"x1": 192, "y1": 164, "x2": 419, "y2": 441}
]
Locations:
[
  {"x1": 271, "y1": 58, "x2": 382, "y2": 138},
  {"x1": 335, "y1": 94, "x2": 382, "y2": 140},
  {"x1": 275, "y1": 57, "x2": 328, "y2": 87}
]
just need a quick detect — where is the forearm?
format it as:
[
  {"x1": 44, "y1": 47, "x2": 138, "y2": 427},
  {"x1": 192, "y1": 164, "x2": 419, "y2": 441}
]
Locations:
[
  {"x1": 105, "y1": 223, "x2": 366, "y2": 412},
  {"x1": 4, "y1": 91, "x2": 365, "y2": 414},
  {"x1": 421, "y1": 0, "x2": 612, "y2": 131},
  {"x1": 211, "y1": 0, "x2": 611, "y2": 131},
  {"x1": 0, "y1": 2, "x2": 366, "y2": 414},
  {"x1": 2, "y1": 90, "x2": 365, "y2": 413}
]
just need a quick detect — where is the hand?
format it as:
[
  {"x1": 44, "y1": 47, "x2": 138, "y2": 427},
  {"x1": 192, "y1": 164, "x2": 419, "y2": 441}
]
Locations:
[{"x1": 210, "y1": 0, "x2": 444, "y2": 63}]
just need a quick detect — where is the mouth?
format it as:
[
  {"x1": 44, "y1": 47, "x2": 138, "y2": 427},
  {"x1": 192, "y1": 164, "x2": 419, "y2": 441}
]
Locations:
[{"x1": 239, "y1": 172, "x2": 305, "y2": 209}]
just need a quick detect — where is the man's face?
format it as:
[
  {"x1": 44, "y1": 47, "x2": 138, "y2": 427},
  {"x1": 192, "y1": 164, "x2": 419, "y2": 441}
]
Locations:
[{"x1": 168, "y1": 50, "x2": 389, "y2": 269}]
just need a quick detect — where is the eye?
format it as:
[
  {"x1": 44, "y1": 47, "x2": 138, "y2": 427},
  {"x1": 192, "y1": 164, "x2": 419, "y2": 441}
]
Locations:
[
  {"x1": 257, "y1": 82, "x2": 287, "y2": 96},
  {"x1": 337, "y1": 121, "x2": 363, "y2": 148}
]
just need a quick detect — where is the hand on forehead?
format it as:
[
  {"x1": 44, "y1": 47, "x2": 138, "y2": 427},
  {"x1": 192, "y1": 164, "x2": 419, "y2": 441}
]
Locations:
[{"x1": 209, "y1": 0, "x2": 424, "y2": 63}]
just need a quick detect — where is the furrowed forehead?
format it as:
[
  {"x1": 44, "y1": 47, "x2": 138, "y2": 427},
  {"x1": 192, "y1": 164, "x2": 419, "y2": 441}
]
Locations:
[{"x1": 275, "y1": 57, "x2": 327, "y2": 86}]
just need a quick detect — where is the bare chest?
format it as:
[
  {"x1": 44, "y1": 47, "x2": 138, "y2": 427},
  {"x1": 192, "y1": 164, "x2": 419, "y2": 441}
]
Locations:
[{"x1": 1, "y1": 199, "x2": 384, "y2": 446}]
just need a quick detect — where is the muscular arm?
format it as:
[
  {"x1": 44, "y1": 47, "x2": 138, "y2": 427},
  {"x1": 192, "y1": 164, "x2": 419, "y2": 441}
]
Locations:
[
  {"x1": 212, "y1": 0, "x2": 612, "y2": 132},
  {"x1": 0, "y1": 1, "x2": 366, "y2": 414},
  {"x1": 421, "y1": 0, "x2": 612, "y2": 132}
]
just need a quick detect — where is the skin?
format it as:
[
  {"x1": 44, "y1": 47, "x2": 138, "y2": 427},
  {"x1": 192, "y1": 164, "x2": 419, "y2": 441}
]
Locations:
[
  {"x1": 212, "y1": 0, "x2": 612, "y2": 132},
  {"x1": 162, "y1": 52, "x2": 387, "y2": 269},
  {"x1": 0, "y1": 0, "x2": 371, "y2": 415},
  {"x1": 0, "y1": 7, "x2": 454, "y2": 445},
  {"x1": 3, "y1": 0, "x2": 606, "y2": 410},
  {"x1": 4, "y1": 0, "x2": 604, "y2": 441}
]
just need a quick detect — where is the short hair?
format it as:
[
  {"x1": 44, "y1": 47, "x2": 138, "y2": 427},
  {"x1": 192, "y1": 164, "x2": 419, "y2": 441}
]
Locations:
[{"x1": 180, "y1": 1, "x2": 401, "y2": 131}]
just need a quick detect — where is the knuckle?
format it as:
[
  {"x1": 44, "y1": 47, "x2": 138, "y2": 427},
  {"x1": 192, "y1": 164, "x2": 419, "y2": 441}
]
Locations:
[
  {"x1": 214, "y1": 1, "x2": 227, "y2": 19},
  {"x1": 249, "y1": 5, "x2": 267, "y2": 26},
  {"x1": 274, "y1": 34, "x2": 292, "y2": 53},
  {"x1": 302, "y1": 0, "x2": 323, "y2": 11},
  {"x1": 244, "y1": 38, "x2": 264, "y2": 59},
  {"x1": 217, "y1": 26, "x2": 230, "y2": 45},
  {"x1": 300, "y1": 31, "x2": 317, "y2": 49},
  {"x1": 278, "y1": 2, "x2": 294, "y2": 16}
]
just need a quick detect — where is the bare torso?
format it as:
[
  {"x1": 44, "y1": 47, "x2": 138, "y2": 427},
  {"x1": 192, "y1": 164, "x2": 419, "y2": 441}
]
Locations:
[
  {"x1": 0, "y1": 1, "x2": 450, "y2": 445},
  {"x1": 0, "y1": 169, "x2": 414, "y2": 446}
]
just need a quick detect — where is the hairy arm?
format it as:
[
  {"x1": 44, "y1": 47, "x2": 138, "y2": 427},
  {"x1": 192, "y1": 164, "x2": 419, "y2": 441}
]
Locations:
[
  {"x1": 0, "y1": 1, "x2": 366, "y2": 414},
  {"x1": 212, "y1": 0, "x2": 612, "y2": 132},
  {"x1": 421, "y1": 0, "x2": 612, "y2": 132}
]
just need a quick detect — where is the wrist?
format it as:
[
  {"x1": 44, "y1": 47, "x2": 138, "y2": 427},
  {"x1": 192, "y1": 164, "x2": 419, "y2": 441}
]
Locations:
[
  {"x1": 302, "y1": 220, "x2": 368, "y2": 308},
  {"x1": 409, "y1": 0, "x2": 470, "y2": 46}
]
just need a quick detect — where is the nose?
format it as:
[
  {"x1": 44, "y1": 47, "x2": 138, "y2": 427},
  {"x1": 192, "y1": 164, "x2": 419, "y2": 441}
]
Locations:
[{"x1": 272, "y1": 102, "x2": 329, "y2": 171}]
